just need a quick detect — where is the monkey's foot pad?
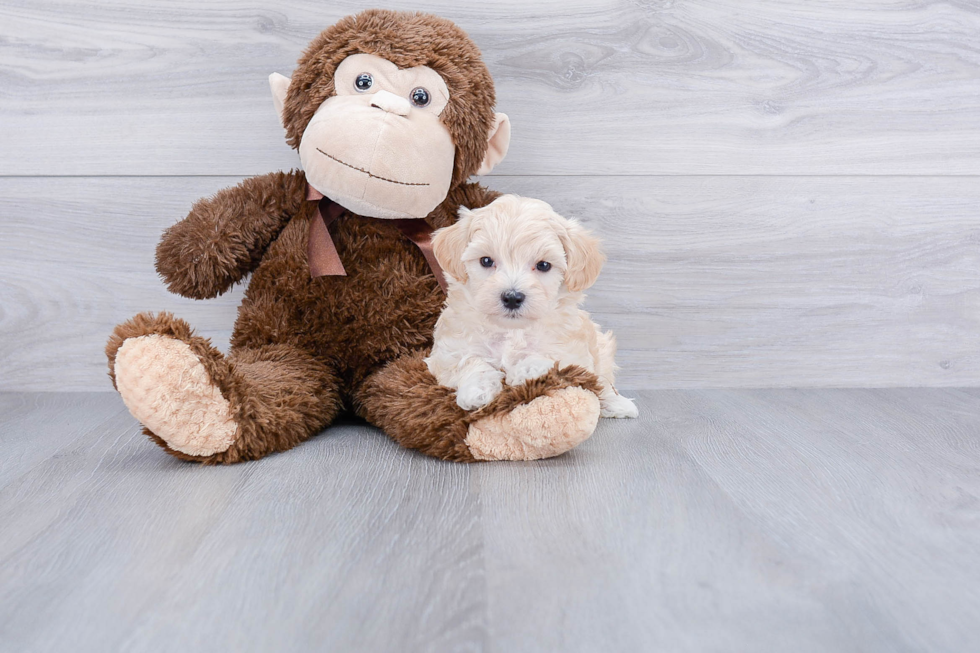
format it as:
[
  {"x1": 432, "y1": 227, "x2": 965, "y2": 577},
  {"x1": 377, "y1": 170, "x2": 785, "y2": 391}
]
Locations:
[
  {"x1": 114, "y1": 334, "x2": 238, "y2": 456},
  {"x1": 465, "y1": 387, "x2": 600, "y2": 461}
]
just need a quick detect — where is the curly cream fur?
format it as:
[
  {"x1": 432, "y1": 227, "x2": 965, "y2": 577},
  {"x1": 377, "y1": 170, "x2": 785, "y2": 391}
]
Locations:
[{"x1": 426, "y1": 195, "x2": 638, "y2": 419}]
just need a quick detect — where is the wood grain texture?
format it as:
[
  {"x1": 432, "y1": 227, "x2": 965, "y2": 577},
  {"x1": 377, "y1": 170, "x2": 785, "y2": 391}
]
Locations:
[
  {"x1": 0, "y1": 393, "x2": 122, "y2": 488},
  {"x1": 0, "y1": 394, "x2": 484, "y2": 653},
  {"x1": 1, "y1": 389, "x2": 979, "y2": 651},
  {"x1": 2, "y1": 175, "x2": 978, "y2": 391},
  {"x1": 477, "y1": 387, "x2": 980, "y2": 652},
  {"x1": 2, "y1": 0, "x2": 980, "y2": 175}
]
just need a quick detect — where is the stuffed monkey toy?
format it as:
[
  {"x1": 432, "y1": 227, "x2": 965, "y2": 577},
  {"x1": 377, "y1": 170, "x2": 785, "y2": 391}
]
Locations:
[{"x1": 106, "y1": 10, "x2": 602, "y2": 463}]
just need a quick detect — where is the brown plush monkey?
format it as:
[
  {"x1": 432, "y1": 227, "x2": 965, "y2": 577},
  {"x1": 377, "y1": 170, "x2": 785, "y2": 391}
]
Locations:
[{"x1": 106, "y1": 10, "x2": 602, "y2": 463}]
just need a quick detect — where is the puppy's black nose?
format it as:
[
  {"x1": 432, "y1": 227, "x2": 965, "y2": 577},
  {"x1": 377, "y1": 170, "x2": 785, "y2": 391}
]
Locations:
[{"x1": 501, "y1": 289, "x2": 525, "y2": 310}]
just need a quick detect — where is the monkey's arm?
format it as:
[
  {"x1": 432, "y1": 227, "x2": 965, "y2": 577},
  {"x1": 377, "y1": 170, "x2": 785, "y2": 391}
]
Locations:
[{"x1": 156, "y1": 170, "x2": 307, "y2": 299}]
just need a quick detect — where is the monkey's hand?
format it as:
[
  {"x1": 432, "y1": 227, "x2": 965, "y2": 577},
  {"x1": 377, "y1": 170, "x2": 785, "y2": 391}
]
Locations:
[{"x1": 155, "y1": 170, "x2": 307, "y2": 299}]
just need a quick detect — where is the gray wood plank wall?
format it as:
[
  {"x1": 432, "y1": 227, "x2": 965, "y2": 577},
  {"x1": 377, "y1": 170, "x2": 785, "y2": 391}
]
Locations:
[{"x1": 1, "y1": 0, "x2": 978, "y2": 390}]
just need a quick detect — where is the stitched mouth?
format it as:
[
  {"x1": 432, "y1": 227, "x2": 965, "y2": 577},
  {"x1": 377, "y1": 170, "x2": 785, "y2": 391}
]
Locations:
[{"x1": 316, "y1": 149, "x2": 430, "y2": 187}]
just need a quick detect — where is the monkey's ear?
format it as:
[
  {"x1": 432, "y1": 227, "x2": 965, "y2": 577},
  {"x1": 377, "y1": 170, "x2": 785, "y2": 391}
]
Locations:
[
  {"x1": 560, "y1": 220, "x2": 606, "y2": 293},
  {"x1": 432, "y1": 207, "x2": 476, "y2": 283},
  {"x1": 269, "y1": 73, "x2": 291, "y2": 128},
  {"x1": 476, "y1": 113, "x2": 511, "y2": 176}
]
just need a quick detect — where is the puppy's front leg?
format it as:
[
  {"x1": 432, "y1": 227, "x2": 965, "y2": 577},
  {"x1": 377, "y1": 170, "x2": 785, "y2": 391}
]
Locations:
[
  {"x1": 455, "y1": 358, "x2": 505, "y2": 411},
  {"x1": 506, "y1": 354, "x2": 557, "y2": 387}
]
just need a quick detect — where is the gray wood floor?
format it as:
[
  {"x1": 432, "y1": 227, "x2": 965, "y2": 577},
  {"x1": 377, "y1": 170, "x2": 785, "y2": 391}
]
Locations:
[{"x1": 2, "y1": 390, "x2": 979, "y2": 652}]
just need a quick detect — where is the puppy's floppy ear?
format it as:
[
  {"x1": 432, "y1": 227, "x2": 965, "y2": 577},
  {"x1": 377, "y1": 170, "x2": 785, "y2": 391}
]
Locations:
[
  {"x1": 559, "y1": 219, "x2": 605, "y2": 292},
  {"x1": 432, "y1": 207, "x2": 476, "y2": 283}
]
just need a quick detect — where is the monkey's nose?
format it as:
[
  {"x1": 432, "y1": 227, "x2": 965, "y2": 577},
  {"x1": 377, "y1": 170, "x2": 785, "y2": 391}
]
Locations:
[
  {"x1": 500, "y1": 290, "x2": 525, "y2": 310},
  {"x1": 370, "y1": 90, "x2": 412, "y2": 116}
]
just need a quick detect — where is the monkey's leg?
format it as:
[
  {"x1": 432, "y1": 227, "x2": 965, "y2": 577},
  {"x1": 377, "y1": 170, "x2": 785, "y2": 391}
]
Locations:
[
  {"x1": 106, "y1": 312, "x2": 341, "y2": 464},
  {"x1": 355, "y1": 351, "x2": 601, "y2": 462}
]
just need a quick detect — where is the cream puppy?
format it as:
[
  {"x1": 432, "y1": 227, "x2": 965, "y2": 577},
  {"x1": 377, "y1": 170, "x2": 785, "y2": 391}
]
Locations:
[{"x1": 425, "y1": 194, "x2": 638, "y2": 419}]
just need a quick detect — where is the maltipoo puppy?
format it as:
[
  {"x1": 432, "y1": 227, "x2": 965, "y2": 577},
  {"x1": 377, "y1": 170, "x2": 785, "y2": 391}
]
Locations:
[{"x1": 425, "y1": 194, "x2": 638, "y2": 419}]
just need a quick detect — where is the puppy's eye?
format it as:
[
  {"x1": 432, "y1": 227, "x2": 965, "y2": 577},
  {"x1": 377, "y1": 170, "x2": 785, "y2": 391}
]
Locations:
[
  {"x1": 354, "y1": 73, "x2": 373, "y2": 92},
  {"x1": 535, "y1": 261, "x2": 552, "y2": 272},
  {"x1": 480, "y1": 256, "x2": 494, "y2": 268}
]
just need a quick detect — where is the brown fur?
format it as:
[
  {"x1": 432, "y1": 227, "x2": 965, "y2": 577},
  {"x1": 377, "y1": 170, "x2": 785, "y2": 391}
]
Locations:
[
  {"x1": 282, "y1": 10, "x2": 496, "y2": 188},
  {"x1": 468, "y1": 364, "x2": 603, "y2": 422},
  {"x1": 356, "y1": 354, "x2": 602, "y2": 463},
  {"x1": 107, "y1": 311, "x2": 343, "y2": 463},
  {"x1": 106, "y1": 10, "x2": 600, "y2": 464},
  {"x1": 155, "y1": 171, "x2": 308, "y2": 300}
]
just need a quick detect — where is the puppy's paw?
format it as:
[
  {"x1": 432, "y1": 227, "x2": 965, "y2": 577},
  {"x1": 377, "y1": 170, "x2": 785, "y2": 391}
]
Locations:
[
  {"x1": 456, "y1": 370, "x2": 505, "y2": 411},
  {"x1": 505, "y1": 356, "x2": 556, "y2": 387},
  {"x1": 600, "y1": 393, "x2": 639, "y2": 419}
]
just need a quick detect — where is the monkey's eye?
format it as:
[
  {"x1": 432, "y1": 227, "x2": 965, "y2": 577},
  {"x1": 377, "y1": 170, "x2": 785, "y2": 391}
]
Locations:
[
  {"x1": 535, "y1": 261, "x2": 552, "y2": 272},
  {"x1": 354, "y1": 73, "x2": 373, "y2": 92},
  {"x1": 410, "y1": 87, "x2": 431, "y2": 107},
  {"x1": 480, "y1": 256, "x2": 494, "y2": 268}
]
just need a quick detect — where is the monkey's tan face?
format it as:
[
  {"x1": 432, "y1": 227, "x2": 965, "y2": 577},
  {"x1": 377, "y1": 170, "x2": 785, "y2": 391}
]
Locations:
[
  {"x1": 297, "y1": 54, "x2": 456, "y2": 219},
  {"x1": 271, "y1": 52, "x2": 510, "y2": 218}
]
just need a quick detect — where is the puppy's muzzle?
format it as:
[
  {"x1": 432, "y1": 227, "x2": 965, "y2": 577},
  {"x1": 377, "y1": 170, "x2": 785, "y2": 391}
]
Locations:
[{"x1": 500, "y1": 289, "x2": 525, "y2": 311}]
